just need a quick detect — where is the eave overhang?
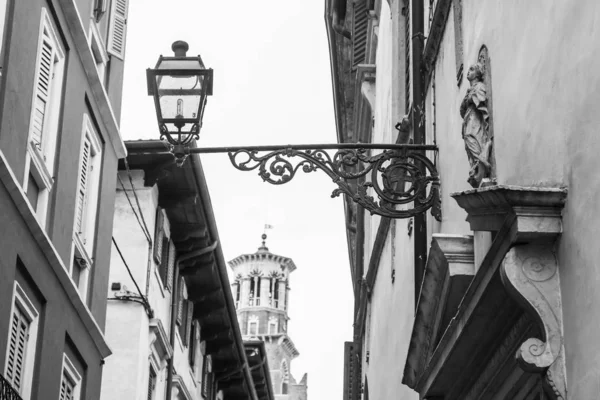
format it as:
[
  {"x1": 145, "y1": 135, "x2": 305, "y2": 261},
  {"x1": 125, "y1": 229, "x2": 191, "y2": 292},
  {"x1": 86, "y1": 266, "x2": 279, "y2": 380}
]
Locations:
[
  {"x1": 243, "y1": 341, "x2": 275, "y2": 400},
  {"x1": 122, "y1": 140, "x2": 258, "y2": 400},
  {"x1": 229, "y1": 252, "x2": 297, "y2": 273}
]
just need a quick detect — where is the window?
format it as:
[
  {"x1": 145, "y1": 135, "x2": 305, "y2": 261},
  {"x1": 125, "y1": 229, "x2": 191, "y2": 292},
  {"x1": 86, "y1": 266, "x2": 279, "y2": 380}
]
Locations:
[
  {"x1": 0, "y1": 0, "x2": 9, "y2": 75},
  {"x1": 153, "y1": 208, "x2": 165, "y2": 264},
  {"x1": 107, "y1": 0, "x2": 129, "y2": 60},
  {"x1": 158, "y1": 237, "x2": 175, "y2": 291},
  {"x1": 93, "y1": 0, "x2": 109, "y2": 23},
  {"x1": 281, "y1": 360, "x2": 289, "y2": 394},
  {"x1": 23, "y1": 8, "x2": 66, "y2": 226},
  {"x1": 201, "y1": 354, "x2": 211, "y2": 398},
  {"x1": 74, "y1": 114, "x2": 102, "y2": 253},
  {"x1": 268, "y1": 317, "x2": 278, "y2": 335},
  {"x1": 4, "y1": 283, "x2": 39, "y2": 399},
  {"x1": 147, "y1": 366, "x2": 156, "y2": 400},
  {"x1": 59, "y1": 355, "x2": 81, "y2": 400},
  {"x1": 70, "y1": 114, "x2": 101, "y2": 298},
  {"x1": 248, "y1": 316, "x2": 259, "y2": 336},
  {"x1": 88, "y1": 22, "x2": 108, "y2": 82}
]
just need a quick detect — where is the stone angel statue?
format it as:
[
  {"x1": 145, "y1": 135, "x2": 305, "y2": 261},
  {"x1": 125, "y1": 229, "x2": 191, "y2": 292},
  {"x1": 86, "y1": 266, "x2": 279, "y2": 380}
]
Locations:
[{"x1": 460, "y1": 62, "x2": 493, "y2": 188}]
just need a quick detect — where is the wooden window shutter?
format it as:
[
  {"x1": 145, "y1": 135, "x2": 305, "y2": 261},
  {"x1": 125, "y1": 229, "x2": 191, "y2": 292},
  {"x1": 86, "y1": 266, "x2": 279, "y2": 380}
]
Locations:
[
  {"x1": 153, "y1": 208, "x2": 164, "y2": 263},
  {"x1": 201, "y1": 355, "x2": 209, "y2": 397},
  {"x1": 188, "y1": 321, "x2": 196, "y2": 366},
  {"x1": 159, "y1": 236, "x2": 169, "y2": 285},
  {"x1": 352, "y1": 0, "x2": 368, "y2": 69},
  {"x1": 31, "y1": 31, "x2": 56, "y2": 155},
  {"x1": 5, "y1": 307, "x2": 29, "y2": 392},
  {"x1": 76, "y1": 136, "x2": 92, "y2": 238},
  {"x1": 177, "y1": 276, "x2": 185, "y2": 325},
  {"x1": 184, "y1": 301, "x2": 194, "y2": 347},
  {"x1": 107, "y1": 0, "x2": 129, "y2": 60},
  {"x1": 343, "y1": 342, "x2": 361, "y2": 400},
  {"x1": 166, "y1": 239, "x2": 176, "y2": 291},
  {"x1": 60, "y1": 371, "x2": 75, "y2": 400}
]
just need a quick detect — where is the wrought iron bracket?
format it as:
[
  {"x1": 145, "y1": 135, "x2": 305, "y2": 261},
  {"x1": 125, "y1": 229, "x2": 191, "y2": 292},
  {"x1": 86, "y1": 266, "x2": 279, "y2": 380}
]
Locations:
[{"x1": 175, "y1": 143, "x2": 442, "y2": 220}]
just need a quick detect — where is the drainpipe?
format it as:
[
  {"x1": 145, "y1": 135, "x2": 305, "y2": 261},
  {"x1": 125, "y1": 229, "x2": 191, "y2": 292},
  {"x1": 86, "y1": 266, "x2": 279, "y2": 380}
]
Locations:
[
  {"x1": 411, "y1": 0, "x2": 427, "y2": 306},
  {"x1": 165, "y1": 241, "x2": 219, "y2": 400}
]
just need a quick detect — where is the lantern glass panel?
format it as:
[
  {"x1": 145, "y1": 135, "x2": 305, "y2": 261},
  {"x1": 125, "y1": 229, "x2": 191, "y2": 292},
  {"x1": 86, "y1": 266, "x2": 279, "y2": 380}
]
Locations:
[{"x1": 156, "y1": 73, "x2": 205, "y2": 133}]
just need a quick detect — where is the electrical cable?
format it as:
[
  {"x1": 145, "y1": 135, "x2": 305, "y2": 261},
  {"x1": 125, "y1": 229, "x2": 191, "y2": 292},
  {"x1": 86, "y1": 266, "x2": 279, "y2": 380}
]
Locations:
[
  {"x1": 122, "y1": 157, "x2": 152, "y2": 241},
  {"x1": 111, "y1": 236, "x2": 154, "y2": 318},
  {"x1": 117, "y1": 173, "x2": 151, "y2": 242}
]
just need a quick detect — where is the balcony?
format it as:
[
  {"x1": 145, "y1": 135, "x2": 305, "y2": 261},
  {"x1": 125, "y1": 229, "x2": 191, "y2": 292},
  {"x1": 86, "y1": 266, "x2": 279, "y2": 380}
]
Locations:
[{"x1": 0, "y1": 374, "x2": 22, "y2": 400}]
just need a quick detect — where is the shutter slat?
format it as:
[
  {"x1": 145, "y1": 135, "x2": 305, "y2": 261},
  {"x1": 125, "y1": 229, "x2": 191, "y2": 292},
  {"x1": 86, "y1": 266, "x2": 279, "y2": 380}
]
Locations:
[
  {"x1": 6, "y1": 307, "x2": 29, "y2": 391},
  {"x1": 153, "y1": 209, "x2": 164, "y2": 263},
  {"x1": 30, "y1": 36, "x2": 55, "y2": 149},
  {"x1": 352, "y1": 1, "x2": 369, "y2": 68},
  {"x1": 107, "y1": 0, "x2": 129, "y2": 60},
  {"x1": 76, "y1": 138, "x2": 91, "y2": 235},
  {"x1": 167, "y1": 239, "x2": 176, "y2": 291}
]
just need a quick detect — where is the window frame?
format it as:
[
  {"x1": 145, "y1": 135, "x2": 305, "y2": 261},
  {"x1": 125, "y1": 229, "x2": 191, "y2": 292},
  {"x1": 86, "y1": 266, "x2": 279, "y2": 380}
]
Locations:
[
  {"x1": 23, "y1": 7, "x2": 66, "y2": 227},
  {"x1": 59, "y1": 354, "x2": 82, "y2": 400},
  {"x1": 247, "y1": 316, "x2": 259, "y2": 336},
  {"x1": 73, "y1": 114, "x2": 102, "y2": 256},
  {"x1": 4, "y1": 282, "x2": 39, "y2": 400}
]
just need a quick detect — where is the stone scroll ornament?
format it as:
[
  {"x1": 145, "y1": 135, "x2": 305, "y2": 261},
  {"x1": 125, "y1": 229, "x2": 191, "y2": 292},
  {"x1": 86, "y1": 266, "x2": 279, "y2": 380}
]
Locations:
[
  {"x1": 500, "y1": 245, "x2": 567, "y2": 400},
  {"x1": 460, "y1": 52, "x2": 494, "y2": 188}
]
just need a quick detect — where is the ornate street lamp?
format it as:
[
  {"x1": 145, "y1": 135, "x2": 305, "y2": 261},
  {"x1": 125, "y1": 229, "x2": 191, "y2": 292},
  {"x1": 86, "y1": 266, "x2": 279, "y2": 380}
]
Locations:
[
  {"x1": 147, "y1": 41, "x2": 213, "y2": 166},
  {"x1": 144, "y1": 41, "x2": 441, "y2": 220}
]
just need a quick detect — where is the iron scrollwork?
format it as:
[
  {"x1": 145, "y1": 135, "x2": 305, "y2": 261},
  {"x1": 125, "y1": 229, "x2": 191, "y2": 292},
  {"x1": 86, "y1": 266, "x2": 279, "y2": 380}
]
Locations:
[{"x1": 227, "y1": 145, "x2": 441, "y2": 219}]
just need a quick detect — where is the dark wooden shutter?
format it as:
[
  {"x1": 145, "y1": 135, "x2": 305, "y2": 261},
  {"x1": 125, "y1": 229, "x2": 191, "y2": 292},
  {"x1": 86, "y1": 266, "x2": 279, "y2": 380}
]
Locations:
[
  {"x1": 177, "y1": 277, "x2": 185, "y2": 325},
  {"x1": 201, "y1": 355, "x2": 209, "y2": 397},
  {"x1": 159, "y1": 237, "x2": 169, "y2": 285},
  {"x1": 153, "y1": 208, "x2": 164, "y2": 263},
  {"x1": 184, "y1": 301, "x2": 194, "y2": 347},
  {"x1": 352, "y1": 0, "x2": 369, "y2": 69},
  {"x1": 343, "y1": 341, "x2": 361, "y2": 400},
  {"x1": 107, "y1": 0, "x2": 129, "y2": 60},
  {"x1": 166, "y1": 239, "x2": 176, "y2": 291}
]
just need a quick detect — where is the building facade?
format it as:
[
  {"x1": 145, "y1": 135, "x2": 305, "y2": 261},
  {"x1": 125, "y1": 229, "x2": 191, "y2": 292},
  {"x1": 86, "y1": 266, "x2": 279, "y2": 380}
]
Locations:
[
  {"x1": 229, "y1": 237, "x2": 308, "y2": 400},
  {"x1": 327, "y1": 0, "x2": 600, "y2": 399},
  {"x1": 0, "y1": 0, "x2": 129, "y2": 398},
  {"x1": 102, "y1": 140, "x2": 274, "y2": 400}
]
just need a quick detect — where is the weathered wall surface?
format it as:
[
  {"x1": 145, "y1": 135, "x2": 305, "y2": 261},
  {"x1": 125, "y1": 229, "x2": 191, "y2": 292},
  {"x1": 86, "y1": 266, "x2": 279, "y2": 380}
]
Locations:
[
  {"x1": 429, "y1": 1, "x2": 600, "y2": 397},
  {"x1": 360, "y1": 2, "x2": 419, "y2": 400}
]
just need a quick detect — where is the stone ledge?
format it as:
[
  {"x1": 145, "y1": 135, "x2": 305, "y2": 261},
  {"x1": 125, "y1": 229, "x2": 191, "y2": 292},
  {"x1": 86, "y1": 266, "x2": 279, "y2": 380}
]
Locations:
[{"x1": 451, "y1": 185, "x2": 567, "y2": 237}]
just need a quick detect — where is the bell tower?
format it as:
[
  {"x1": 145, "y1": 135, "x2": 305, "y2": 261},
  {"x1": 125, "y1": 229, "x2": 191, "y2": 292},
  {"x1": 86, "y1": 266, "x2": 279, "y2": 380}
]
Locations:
[{"x1": 229, "y1": 234, "x2": 307, "y2": 399}]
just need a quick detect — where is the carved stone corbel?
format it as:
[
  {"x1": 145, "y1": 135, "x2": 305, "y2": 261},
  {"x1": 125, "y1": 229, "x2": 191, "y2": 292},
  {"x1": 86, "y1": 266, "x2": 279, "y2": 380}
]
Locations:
[{"x1": 500, "y1": 244, "x2": 566, "y2": 400}]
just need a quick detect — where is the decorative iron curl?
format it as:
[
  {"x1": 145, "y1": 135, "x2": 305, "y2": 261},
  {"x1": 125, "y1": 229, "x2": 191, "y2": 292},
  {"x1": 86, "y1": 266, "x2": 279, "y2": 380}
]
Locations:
[{"x1": 228, "y1": 147, "x2": 441, "y2": 220}]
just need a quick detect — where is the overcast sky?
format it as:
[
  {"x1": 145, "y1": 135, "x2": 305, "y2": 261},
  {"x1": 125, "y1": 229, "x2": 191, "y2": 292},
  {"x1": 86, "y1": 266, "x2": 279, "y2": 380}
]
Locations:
[{"x1": 120, "y1": 1, "x2": 354, "y2": 398}]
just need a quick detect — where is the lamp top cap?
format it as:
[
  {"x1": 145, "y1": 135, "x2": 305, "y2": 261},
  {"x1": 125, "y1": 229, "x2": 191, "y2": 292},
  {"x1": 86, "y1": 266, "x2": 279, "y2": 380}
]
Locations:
[{"x1": 172, "y1": 40, "x2": 189, "y2": 57}]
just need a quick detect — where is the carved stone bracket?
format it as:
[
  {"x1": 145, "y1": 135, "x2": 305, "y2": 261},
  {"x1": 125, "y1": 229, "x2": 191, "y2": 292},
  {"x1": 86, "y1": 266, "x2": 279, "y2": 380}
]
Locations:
[{"x1": 501, "y1": 244, "x2": 566, "y2": 399}]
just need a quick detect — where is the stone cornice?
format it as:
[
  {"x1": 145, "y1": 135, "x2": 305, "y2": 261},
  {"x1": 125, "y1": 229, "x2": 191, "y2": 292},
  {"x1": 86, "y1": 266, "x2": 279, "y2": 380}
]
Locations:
[
  {"x1": 228, "y1": 252, "x2": 297, "y2": 273},
  {"x1": 451, "y1": 185, "x2": 567, "y2": 240}
]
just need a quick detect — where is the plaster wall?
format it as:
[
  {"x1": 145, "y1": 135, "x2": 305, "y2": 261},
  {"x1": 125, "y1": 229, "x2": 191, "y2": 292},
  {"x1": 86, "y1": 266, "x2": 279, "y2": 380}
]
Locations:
[
  {"x1": 359, "y1": 2, "x2": 418, "y2": 400},
  {"x1": 0, "y1": 179, "x2": 105, "y2": 399},
  {"x1": 103, "y1": 170, "x2": 200, "y2": 399},
  {"x1": 428, "y1": 1, "x2": 600, "y2": 397}
]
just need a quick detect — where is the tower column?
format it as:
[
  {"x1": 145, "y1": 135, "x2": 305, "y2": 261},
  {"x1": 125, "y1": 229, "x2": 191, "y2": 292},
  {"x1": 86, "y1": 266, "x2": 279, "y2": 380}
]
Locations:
[
  {"x1": 260, "y1": 277, "x2": 271, "y2": 307},
  {"x1": 241, "y1": 278, "x2": 251, "y2": 307},
  {"x1": 278, "y1": 280, "x2": 286, "y2": 310}
]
